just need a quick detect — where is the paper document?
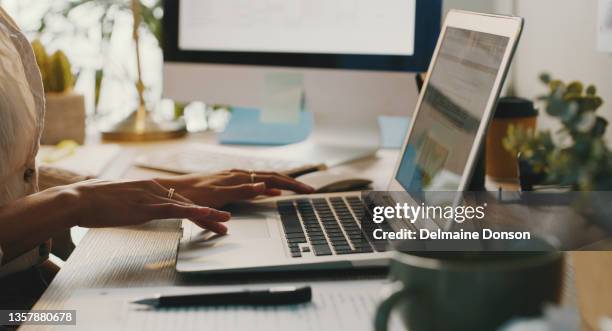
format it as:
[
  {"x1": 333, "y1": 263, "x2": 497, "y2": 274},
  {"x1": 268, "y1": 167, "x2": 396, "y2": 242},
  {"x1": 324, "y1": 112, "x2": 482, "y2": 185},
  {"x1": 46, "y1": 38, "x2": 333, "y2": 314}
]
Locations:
[
  {"x1": 60, "y1": 280, "x2": 403, "y2": 331},
  {"x1": 599, "y1": 0, "x2": 612, "y2": 53}
]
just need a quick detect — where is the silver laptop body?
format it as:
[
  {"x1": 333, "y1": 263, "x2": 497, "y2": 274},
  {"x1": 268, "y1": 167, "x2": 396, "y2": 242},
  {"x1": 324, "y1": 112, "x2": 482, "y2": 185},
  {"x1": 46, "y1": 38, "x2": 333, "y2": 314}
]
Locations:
[{"x1": 176, "y1": 11, "x2": 524, "y2": 275}]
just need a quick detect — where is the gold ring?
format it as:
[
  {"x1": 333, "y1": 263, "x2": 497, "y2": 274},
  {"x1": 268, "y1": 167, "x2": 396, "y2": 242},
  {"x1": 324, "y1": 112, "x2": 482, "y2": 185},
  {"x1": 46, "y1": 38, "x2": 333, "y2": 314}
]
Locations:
[{"x1": 167, "y1": 188, "x2": 175, "y2": 200}]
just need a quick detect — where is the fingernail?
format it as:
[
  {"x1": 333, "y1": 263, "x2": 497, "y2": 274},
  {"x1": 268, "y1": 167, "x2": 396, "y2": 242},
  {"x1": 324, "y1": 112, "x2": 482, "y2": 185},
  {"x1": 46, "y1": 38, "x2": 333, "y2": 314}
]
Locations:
[
  {"x1": 218, "y1": 224, "x2": 228, "y2": 235},
  {"x1": 254, "y1": 182, "x2": 266, "y2": 191}
]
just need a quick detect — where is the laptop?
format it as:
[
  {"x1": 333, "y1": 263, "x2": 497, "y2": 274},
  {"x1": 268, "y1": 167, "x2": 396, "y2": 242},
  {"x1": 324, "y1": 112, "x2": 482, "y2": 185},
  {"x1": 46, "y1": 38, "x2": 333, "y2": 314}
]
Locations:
[{"x1": 176, "y1": 11, "x2": 524, "y2": 275}]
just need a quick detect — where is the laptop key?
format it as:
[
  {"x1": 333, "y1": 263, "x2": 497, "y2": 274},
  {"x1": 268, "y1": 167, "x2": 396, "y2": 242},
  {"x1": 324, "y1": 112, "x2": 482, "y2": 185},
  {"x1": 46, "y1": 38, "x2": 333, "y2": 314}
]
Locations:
[
  {"x1": 285, "y1": 233, "x2": 306, "y2": 239},
  {"x1": 309, "y1": 239, "x2": 329, "y2": 245},
  {"x1": 356, "y1": 246, "x2": 374, "y2": 253},
  {"x1": 287, "y1": 238, "x2": 307, "y2": 244},
  {"x1": 312, "y1": 244, "x2": 332, "y2": 256},
  {"x1": 332, "y1": 245, "x2": 351, "y2": 252}
]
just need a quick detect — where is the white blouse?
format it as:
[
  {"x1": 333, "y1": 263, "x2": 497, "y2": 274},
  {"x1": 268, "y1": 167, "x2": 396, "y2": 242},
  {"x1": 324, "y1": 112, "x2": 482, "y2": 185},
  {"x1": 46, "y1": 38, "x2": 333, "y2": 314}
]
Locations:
[{"x1": 0, "y1": 7, "x2": 48, "y2": 277}]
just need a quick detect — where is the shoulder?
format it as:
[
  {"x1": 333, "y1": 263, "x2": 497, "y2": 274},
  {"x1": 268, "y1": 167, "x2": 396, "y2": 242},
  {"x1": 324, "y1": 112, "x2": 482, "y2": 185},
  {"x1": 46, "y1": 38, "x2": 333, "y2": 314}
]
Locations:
[
  {"x1": 0, "y1": 7, "x2": 45, "y2": 129},
  {"x1": 0, "y1": 9, "x2": 44, "y2": 178}
]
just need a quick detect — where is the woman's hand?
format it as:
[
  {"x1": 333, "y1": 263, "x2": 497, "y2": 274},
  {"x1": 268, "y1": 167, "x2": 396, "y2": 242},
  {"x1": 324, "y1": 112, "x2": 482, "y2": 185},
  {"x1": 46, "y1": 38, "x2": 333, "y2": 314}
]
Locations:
[
  {"x1": 67, "y1": 179, "x2": 231, "y2": 234},
  {"x1": 0, "y1": 178, "x2": 231, "y2": 263},
  {"x1": 155, "y1": 169, "x2": 315, "y2": 208}
]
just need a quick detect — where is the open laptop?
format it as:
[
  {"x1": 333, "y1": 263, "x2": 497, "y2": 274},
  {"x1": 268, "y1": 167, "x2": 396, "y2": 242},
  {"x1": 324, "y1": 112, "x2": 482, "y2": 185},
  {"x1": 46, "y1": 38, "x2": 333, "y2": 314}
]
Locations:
[{"x1": 176, "y1": 11, "x2": 524, "y2": 275}]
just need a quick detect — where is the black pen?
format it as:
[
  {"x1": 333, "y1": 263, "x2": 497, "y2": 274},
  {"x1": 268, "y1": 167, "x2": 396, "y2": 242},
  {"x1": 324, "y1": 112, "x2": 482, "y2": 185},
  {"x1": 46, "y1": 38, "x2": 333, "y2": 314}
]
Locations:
[{"x1": 132, "y1": 286, "x2": 312, "y2": 308}]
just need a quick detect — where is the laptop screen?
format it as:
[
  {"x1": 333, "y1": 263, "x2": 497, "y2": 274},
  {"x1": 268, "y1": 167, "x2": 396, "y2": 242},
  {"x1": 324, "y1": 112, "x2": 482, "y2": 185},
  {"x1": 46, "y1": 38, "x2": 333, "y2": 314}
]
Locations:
[{"x1": 395, "y1": 27, "x2": 509, "y2": 192}]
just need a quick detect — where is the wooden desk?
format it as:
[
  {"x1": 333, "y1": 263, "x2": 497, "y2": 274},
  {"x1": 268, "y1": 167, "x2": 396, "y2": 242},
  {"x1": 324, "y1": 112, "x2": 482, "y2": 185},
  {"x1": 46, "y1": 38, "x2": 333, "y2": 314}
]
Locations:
[
  {"x1": 23, "y1": 132, "x2": 586, "y2": 330},
  {"x1": 23, "y1": 133, "x2": 399, "y2": 330}
]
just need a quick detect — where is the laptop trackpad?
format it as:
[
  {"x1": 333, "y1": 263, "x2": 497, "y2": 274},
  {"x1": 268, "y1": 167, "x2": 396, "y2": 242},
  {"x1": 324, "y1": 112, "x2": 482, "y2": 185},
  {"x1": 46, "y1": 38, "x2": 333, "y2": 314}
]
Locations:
[
  {"x1": 189, "y1": 214, "x2": 270, "y2": 241},
  {"x1": 224, "y1": 216, "x2": 270, "y2": 239}
]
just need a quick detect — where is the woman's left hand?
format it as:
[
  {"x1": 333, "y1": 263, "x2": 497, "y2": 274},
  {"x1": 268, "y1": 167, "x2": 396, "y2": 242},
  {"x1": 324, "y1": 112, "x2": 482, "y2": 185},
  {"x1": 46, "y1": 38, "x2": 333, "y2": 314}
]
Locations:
[{"x1": 155, "y1": 169, "x2": 315, "y2": 208}]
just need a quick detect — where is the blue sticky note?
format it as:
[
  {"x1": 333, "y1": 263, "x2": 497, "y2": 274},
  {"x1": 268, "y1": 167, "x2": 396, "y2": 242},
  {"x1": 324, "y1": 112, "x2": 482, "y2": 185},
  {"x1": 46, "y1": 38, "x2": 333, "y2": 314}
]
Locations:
[
  {"x1": 378, "y1": 116, "x2": 411, "y2": 149},
  {"x1": 219, "y1": 107, "x2": 313, "y2": 146}
]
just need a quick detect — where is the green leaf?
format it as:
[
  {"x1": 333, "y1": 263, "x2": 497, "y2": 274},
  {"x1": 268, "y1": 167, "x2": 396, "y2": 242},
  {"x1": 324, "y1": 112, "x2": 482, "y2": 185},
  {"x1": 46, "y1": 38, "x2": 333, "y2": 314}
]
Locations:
[
  {"x1": 579, "y1": 96, "x2": 604, "y2": 112},
  {"x1": 586, "y1": 85, "x2": 597, "y2": 96},
  {"x1": 566, "y1": 81, "x2": 584, "y2": 95},
  {"x1": 575, "y1": 111, "x2": 596, "y2": 133},
  {"x1": 592, "y1": 117, "x2": 609, "y2": 138},
  {"x1": 549, "y1": 80, "x2": 565, "y2": 93},
  {"x1": 540, "y1": 73, "x2": 551, "y2": 84}
]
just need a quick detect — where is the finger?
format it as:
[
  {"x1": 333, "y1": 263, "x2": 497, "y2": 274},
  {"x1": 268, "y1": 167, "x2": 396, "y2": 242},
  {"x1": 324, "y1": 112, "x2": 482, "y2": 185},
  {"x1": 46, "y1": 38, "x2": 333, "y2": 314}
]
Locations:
[
  {"x1": 255, "y1": 175, "x2": 315, "y2": 193},
  {"x1": 190, "y1": 218, "x2": 229, "y2": 235},
  {"x1": 151, "y1": 204, "x2": 231, "y2": 223},
  {"x1": 153, "y1": 193, "x2": 195, "y2": 206},
  {"x1": 213, "y1": 182, "x2": 268, "y2": 200},
  {"x1": 219, "y1": 173, "x2": 314, "y2": 193},
  {"x1": 150, "y1": 204, "x2": 230, "y2": 235},
  {"x1": 148, "y1": 180, "x2": 194, "y2": 204},
  {"x1": 185, "y1": 206, "x2": 231, "y2": 234},
  {"x1": 168, "y1": 192, "x2": 192, "y2": 204},
  {"x1": 140, "y1": 179, "x2": 170, "y2": 195},
  {"x1": 264, "y1": 188, "x2": 282, "y2": 196},
  {"x1": 229, "y1": 169, "x2": 293, "y2": 179}
]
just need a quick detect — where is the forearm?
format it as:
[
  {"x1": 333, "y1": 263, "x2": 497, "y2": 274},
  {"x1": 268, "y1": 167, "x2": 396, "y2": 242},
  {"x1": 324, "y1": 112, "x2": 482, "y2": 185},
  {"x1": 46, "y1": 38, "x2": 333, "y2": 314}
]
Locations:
[
  {"x1": 38, "y1": 165, "x2": 90, "y2": 190},
  {"x1": 0, "y1": 186, "x2": 78, "y2": 264}
]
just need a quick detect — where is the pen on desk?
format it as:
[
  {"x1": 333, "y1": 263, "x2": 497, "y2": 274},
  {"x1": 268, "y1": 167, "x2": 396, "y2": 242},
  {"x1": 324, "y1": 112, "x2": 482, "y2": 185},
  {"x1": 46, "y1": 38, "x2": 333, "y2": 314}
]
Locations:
[{"x1": 132, "y1": 286, "x2": 312, "y2": 308}]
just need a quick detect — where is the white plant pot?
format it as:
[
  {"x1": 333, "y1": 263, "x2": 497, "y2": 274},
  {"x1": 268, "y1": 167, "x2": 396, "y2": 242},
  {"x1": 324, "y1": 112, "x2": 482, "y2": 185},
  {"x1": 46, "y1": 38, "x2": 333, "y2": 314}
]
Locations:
[{"x1": 41, "y1": 92, "x2": 86, "y2": 145}]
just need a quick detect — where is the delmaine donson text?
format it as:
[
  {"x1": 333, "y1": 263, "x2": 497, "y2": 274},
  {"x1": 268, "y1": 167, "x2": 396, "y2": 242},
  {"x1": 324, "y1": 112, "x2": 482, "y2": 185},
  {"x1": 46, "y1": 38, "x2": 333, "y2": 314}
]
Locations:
[{"x1": 370, "y1": 203, "x2": 531, "y2": 241}]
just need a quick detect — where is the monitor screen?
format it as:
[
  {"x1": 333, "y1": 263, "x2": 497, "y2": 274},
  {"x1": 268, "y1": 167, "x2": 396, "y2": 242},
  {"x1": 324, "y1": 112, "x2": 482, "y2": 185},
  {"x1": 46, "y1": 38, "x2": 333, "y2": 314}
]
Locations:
[
  {"x1": 164, "y1": 0, "x2": 441, "y2": 72},
  {"x1": 178, "y1": 0, "x2": 415, "y2": 56},
  {"x1": 395, "y1": 27, "x2": 510, "y2": 192}
]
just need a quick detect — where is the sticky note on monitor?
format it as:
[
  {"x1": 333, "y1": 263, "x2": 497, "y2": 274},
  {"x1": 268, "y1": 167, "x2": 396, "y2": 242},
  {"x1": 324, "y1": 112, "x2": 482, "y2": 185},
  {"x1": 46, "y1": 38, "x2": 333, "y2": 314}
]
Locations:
[
  {"x1": 260, "y1": 72, "x2": 304, "y2": 124},
  {"x1": 219, "y1": 107, "x2": 313, "y2": 146}
]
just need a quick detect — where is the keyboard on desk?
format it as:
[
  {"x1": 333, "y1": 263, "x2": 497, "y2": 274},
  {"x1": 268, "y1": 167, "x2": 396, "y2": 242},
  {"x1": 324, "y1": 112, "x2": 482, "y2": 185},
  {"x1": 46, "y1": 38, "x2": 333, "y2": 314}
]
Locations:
[{"x1": 277, "y1": 196, "x2": 392, "y2": 258}]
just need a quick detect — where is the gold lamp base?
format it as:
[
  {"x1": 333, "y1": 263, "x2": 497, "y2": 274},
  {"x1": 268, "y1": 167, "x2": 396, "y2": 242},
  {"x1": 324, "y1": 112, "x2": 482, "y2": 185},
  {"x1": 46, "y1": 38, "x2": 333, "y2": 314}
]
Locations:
[{"x1": 101, "y1": 107, "x2": 187, "y2": 142}]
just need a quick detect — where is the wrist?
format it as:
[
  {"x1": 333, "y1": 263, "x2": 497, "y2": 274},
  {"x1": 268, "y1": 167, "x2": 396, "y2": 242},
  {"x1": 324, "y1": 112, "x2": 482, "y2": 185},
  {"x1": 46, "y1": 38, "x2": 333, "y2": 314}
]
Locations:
[{"x1": 50, "y1": 185, "x2": 82, "y2": 228}]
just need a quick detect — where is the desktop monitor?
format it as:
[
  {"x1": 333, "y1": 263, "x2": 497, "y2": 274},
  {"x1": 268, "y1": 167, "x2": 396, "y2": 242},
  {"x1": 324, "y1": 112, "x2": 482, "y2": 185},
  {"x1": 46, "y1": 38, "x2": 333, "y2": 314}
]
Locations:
[{"x1": 162, "y1": 0, "x2": 442, "y2": 165}]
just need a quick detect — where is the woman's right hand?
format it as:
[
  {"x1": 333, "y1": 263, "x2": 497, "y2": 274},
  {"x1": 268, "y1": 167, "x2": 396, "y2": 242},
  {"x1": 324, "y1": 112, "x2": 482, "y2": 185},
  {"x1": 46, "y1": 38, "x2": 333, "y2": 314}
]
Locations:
[{"x1": 65, "y1": 179, "x2": 231, "y2": 234}]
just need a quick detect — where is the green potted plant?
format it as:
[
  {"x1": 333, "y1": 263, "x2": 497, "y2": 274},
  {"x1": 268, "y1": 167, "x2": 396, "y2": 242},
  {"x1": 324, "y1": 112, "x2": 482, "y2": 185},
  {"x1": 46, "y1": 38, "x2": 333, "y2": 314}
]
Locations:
[
  {"x1": 32, "y1": 39, "x2": 86, "y2": 145},
  {"x1": 503, "y1": 74, "x2": 611, "y2": 191},
  {"x1": 504, "y1": 75, "x2": 612, "y2": 330}
]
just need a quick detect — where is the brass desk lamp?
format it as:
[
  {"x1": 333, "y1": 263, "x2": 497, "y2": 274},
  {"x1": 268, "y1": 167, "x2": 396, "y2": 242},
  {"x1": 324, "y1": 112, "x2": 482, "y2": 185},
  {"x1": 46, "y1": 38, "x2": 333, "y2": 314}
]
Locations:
[{"x1": 101, "y1": 0, "x2": 186, "y2": 141}]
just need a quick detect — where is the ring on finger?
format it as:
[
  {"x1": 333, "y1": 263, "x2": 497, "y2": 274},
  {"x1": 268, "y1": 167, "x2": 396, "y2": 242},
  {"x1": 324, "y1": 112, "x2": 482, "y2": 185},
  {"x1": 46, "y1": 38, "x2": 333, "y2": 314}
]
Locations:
[
  {"x1": 167, "y1": 188, "x2": 175, "y2": 200},
  {"x1": 249, "y1": 169, "x2": 256, "y2": 184}
]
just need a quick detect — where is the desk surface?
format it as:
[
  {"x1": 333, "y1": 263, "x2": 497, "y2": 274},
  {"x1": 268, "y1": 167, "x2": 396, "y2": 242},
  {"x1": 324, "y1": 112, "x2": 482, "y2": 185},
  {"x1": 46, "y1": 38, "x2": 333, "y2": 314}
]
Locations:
[
  {"x1": 24, "y1": 132, "x2": 579, "y2": 330},
  {"x1": 23, "y1": 133, "x2": 398, "y2": 330}
]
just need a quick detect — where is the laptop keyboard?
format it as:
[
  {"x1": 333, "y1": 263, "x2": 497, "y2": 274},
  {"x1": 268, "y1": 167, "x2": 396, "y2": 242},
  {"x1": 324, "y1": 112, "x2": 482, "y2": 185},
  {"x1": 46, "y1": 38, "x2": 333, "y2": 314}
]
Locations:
[{"x1": 277, "y1": 197, "x2": 391, "y2": 258}]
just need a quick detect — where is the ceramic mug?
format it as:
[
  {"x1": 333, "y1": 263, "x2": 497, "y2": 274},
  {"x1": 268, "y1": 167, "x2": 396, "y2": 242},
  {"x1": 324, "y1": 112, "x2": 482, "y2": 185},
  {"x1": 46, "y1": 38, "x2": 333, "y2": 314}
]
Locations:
[{"x1": 375, "y1": 251, "x2": 563, "y2": 331}]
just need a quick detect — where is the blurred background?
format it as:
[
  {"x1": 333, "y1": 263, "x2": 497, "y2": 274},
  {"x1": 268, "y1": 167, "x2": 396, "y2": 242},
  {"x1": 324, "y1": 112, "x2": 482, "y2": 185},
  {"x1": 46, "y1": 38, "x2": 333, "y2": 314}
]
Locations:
[
  {"x1": 0, "y1": 0, "x2": 168, "y2": 126},
  {"x1": 1, "y1": 0, "x2": 610, "y2": 142}
]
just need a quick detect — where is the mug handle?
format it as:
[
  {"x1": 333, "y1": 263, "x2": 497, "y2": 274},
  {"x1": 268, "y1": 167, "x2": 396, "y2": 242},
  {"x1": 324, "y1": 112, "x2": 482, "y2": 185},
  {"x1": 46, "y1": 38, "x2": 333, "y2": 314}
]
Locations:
[{"x1": 374, "y1": 285, "x2": 413, "y2": 331}]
